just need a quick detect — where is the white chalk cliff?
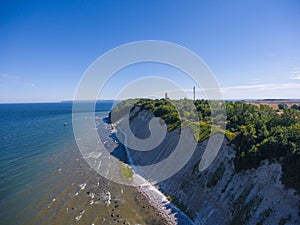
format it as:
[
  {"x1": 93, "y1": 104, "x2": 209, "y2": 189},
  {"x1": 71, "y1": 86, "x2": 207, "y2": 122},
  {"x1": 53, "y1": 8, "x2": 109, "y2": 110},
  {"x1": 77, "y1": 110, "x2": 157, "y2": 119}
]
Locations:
[{"x1": 117, "y1": 109, "x2": 300, "y2": 225}]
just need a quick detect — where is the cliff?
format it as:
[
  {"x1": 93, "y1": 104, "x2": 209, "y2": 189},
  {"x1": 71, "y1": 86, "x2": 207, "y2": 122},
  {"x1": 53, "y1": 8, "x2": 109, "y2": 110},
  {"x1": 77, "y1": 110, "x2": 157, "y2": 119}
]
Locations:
[{"x1": 115, "y1": 108, "x2": 300, "y2": 225}]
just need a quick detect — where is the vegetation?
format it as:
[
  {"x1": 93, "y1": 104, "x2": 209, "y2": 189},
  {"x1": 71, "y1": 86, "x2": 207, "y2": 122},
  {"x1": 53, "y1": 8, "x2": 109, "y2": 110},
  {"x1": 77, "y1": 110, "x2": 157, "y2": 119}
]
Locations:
[
  {"x1": 227, "y1": 103, "x2": 300, "y2": 193},
  {"x1": 291, "y1": 104, "x2": 300, "y2": 110},
  {"x1": 108, "y1": 99, "x2": 137, "y2": 123},
  {"x1": 120, "y1": 165, "x2": 134, "y2": 179},
  {"x1": 278, "y1": 103, "x2": 288, "y2": 110},
  {"x1": 110, "y1": 99, "x2": 300, "y2": 192}
]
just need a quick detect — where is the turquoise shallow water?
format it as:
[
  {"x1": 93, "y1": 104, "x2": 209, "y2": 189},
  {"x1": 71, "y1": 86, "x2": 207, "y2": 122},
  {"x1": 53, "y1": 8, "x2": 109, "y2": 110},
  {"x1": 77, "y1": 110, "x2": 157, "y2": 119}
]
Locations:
[{"x1": 0, "y1": 102, "x2": 114, "y2": 225}]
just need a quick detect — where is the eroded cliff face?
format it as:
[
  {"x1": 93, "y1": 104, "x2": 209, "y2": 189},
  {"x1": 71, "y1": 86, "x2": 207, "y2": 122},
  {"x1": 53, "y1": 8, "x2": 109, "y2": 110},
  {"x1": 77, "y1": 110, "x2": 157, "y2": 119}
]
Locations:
[
  {"x1": 119, "y1": 109, "x2": 300, "y2": 225},
  {"x1": 159, "y1": 140, "x2": 300, "y2": 225}
]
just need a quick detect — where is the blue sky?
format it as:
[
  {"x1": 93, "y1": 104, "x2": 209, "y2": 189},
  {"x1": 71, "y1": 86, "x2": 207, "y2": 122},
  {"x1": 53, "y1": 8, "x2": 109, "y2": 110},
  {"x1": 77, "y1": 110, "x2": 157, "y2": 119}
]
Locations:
[{"x1": 1, "y1": 0, "x2": 300, "y2": 102}]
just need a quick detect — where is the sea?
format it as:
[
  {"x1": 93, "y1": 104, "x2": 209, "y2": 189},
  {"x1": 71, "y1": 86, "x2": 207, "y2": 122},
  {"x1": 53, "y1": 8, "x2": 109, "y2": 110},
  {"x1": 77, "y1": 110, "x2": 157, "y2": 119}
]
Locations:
[{"x1": 0, "y1": 101, "x2": 168, "y2": 225}]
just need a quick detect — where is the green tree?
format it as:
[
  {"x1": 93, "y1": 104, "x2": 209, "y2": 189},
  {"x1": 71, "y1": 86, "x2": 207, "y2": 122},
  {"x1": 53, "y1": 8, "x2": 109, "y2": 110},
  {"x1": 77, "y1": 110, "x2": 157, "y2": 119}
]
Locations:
[
  {"x1": 291, "y1": 104, "x2": 299, "y2": 110},
  {"x1": 278, "y1": 103, "x2": 288, "y2": 110}
]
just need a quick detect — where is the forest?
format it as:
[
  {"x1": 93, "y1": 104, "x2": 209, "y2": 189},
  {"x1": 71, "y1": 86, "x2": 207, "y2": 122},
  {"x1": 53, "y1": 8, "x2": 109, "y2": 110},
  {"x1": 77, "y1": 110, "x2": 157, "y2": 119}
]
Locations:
[{"x1": 110, "y1": 99, "x2": 300, "y2": 193}]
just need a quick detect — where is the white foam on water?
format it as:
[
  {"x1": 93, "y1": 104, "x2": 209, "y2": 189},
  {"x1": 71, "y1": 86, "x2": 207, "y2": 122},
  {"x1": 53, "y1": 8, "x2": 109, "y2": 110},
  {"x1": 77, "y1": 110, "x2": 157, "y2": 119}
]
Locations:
[
  {"x1": 93, "y1": 200, "x2": 101, "y2": 204},
  {"x1": 105, "y1": 191, "x2": 111, "y2": 206},
  {"x1": 75, "y1": 210, "x2": 85, "y2": 221},
  {"x1": 75, "y1": 214, "x2": 82, "y2": 221},
  {"x1": 90, "y1": 193, "x2": 95, "y2": 199},
  {"x1": 79, "y1": 183, "x2": 86, "y2": 190}
]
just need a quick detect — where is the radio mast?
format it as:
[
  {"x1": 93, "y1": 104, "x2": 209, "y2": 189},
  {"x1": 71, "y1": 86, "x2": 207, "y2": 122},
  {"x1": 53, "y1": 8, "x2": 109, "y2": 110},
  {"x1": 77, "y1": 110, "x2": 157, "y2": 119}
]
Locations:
[{"x1": 193, "y1": 86, "x2": 195, "y2": 101}]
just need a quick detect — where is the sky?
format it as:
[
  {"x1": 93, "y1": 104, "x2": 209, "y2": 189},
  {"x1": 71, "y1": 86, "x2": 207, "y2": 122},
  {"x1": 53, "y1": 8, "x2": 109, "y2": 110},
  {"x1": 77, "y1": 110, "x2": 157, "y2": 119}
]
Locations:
[{"x1": 1, "y1": 0, "x2": 300, "y2": 102}]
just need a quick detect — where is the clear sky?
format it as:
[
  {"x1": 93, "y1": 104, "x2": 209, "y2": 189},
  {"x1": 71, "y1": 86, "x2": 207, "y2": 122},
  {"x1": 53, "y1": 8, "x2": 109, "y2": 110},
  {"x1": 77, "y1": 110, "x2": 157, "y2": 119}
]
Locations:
[{"x1": 1, "y1": 0, "x2": 300, "y2": 102}]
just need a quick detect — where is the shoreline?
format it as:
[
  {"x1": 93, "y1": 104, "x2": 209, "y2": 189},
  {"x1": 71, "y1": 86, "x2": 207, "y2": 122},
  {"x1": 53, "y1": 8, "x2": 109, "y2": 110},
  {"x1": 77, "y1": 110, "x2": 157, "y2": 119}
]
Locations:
[
  {"x1": 110, "y1": 119, "x2": 194, "y2": 225},
  {"x1": 27, "y1": 114, "x2": 179, "y2": 225}
]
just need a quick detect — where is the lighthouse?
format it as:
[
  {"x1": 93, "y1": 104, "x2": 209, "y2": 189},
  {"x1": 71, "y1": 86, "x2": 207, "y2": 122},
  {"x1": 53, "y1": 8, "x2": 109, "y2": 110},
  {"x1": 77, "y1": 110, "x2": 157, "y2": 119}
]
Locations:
[{"x1": 165, "y1": 92, "x2": 169, "y2": 100}]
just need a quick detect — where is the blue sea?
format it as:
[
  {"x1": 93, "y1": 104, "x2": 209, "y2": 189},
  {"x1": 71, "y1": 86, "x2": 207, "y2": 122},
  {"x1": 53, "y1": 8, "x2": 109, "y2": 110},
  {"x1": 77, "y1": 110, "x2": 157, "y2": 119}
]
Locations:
[{"x1": 0, "y1": 101, "x2": 114, "y2": 225}]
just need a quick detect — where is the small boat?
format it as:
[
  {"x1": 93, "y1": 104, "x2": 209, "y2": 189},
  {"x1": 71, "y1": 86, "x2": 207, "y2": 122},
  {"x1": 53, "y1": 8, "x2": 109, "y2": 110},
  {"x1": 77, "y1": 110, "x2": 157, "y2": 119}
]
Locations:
[{"x1": 64, "y1": 122, "x2": 68, "y2": 127}]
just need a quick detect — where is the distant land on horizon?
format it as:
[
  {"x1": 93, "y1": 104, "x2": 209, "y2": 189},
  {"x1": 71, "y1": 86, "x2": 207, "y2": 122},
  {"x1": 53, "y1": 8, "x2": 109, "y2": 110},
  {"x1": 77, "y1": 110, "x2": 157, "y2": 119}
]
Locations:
[
  {"x1": 61, "y1": 98, "x2": 300, "y2": 102},
  {"x1": 1, "y1": 98, "x2": 300, "y2": 104}
]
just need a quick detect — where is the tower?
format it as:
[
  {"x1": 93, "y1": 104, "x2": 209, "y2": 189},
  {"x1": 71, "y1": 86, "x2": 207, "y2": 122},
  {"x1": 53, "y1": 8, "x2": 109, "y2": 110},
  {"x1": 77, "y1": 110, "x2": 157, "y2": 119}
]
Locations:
[{"x1": 193, "y1": 86, "x2": 195, "y2": 101}]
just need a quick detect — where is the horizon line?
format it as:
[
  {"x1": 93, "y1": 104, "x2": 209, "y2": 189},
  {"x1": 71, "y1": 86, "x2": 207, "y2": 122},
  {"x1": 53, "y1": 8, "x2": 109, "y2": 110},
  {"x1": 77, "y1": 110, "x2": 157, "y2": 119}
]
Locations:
[{"x1": 1, "y1": 98, "x2": 300, "y2": 104}]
